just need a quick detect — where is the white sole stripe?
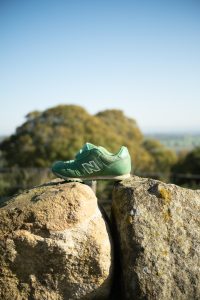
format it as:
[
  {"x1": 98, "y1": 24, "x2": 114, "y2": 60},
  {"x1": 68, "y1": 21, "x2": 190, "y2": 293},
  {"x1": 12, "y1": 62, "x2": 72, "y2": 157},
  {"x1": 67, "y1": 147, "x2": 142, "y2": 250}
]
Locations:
[{"x1": 53, "y1": 172, "x2": 131, "y2": 181}]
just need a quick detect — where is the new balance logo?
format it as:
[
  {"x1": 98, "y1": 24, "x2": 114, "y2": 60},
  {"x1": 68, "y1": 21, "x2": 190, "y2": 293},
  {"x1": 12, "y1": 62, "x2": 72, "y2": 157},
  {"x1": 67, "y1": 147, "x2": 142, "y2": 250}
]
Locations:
[{"x1": 82, "y1": 161, "x2": 101, "y2": 174}]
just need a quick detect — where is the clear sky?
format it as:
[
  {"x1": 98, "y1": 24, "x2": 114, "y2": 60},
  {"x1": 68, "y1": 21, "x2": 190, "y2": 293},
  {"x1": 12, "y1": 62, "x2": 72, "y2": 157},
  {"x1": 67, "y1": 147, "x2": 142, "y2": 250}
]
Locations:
[{"x1": 0, "y1": 0, "x2": 200, "y2": 135}]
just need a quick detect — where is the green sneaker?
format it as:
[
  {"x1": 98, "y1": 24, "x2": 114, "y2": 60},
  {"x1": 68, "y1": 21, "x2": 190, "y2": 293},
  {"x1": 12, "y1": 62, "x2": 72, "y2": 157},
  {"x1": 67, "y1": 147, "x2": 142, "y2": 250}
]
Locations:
[{"x1": 52, "y1": 143, "x2": 131, "y2": 181}]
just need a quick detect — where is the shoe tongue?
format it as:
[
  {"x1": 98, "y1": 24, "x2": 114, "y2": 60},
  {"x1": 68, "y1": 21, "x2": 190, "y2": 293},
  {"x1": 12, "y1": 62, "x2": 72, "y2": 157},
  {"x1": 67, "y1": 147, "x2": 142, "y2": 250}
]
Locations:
[
  {"x1": 75, "y1": 143, "x2": 96, "y2": 159},
  {"x1": 82, "y1": 142, "x2": 96, "y2": 151}
]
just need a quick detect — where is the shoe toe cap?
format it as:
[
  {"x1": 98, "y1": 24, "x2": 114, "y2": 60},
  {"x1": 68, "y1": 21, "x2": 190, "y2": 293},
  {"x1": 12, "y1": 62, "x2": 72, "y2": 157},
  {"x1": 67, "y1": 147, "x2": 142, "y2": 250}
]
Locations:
[{"x1": 52, "y1": 161, "x2": 66, "y2": 174}]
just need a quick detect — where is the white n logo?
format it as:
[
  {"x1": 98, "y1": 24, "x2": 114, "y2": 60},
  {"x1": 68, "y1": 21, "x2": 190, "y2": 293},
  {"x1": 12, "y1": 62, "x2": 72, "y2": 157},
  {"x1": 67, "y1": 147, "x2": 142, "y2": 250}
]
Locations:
[{"x1": 82, "y1": 161, "x2": 101, "y2": 174}]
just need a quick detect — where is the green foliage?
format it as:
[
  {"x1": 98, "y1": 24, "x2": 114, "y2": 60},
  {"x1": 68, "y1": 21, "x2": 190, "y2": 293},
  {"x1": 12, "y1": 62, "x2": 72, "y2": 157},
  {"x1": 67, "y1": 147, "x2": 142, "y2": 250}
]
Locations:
[
  {"x1": 171, "y1": 147, "x2": 200, "y2": 186},
  {"x1": 0, "y1": 106, "x2": 141, "y2": 167},
  {"x1": 96, "y1": 109, "x2": 143, "y2": 142},
  {"x1": 143, "y1": 138, "x2": 177, "y2": 174},
  {"x1": 172, "y1": 147, "x2": 200, "y2": 174},
  {"x1": 0, "y1": 167, "x2": 52, "y2": 199},
  {"x1": 0, "y1": 105, "x2": 176, "y2": 177}
]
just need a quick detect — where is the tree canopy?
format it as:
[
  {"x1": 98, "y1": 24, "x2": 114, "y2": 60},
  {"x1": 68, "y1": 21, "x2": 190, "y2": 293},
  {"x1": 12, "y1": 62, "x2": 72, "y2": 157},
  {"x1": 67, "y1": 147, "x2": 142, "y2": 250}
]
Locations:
[
  {"x1": 143, "y1": 138, "x2": 177, "y2": 173},
  {"x1": 0, "y1": 105, "x2": 176, "y2": 173},
  {"x1": 173, "y1": 147, "x2": 200, "y2": 175}
]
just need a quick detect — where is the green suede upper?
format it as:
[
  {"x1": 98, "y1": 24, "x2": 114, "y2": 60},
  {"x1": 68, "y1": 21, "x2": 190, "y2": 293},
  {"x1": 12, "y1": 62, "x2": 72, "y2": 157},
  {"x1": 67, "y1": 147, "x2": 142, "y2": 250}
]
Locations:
[{"x1": 52, "y1": 143, "x2": 131, "y2": 179}]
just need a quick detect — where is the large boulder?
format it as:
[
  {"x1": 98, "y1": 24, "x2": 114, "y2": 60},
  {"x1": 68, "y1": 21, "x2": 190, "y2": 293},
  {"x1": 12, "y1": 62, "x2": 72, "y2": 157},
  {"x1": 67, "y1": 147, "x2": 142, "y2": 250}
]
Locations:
[
  {"x1": 0, "y1": 180, "x2": 113, "y2": 300},
  {"x1": 112, "y1": 176, "x2": 200, "y2": 300}
]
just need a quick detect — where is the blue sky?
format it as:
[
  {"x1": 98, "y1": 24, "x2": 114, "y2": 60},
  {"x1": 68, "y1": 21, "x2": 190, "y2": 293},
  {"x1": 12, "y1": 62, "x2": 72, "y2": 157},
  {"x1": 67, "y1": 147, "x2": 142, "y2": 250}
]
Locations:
[{"x1": 0, "y1": 0, "x2": 200, "y2": 135}]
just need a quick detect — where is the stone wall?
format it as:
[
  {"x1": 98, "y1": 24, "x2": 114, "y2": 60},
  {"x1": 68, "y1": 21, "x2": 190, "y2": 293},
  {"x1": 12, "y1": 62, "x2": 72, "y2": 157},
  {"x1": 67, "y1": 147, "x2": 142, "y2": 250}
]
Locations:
[{"x1": 0, "y1": 176, "x2": 199, "y2": 299}]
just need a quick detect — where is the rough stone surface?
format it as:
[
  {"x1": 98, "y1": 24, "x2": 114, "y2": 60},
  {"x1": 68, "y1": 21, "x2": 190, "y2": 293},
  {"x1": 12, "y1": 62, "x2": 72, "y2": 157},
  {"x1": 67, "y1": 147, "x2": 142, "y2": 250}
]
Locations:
[
  {"x1": 112, "y1": 176, "x2": 200, "y2": 300},
  {"x1": 0, "y1": 180, "x2": 113, "y2": 300}
]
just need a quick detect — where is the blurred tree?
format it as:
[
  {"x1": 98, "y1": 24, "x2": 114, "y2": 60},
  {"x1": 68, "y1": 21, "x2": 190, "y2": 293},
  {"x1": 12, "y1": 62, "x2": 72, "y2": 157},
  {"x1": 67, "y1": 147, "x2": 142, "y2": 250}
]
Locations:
[
  {"x1": 0, "y1": 105, "x2": 176, "y2": 176},
  {"x1": 25, "y1": 110, "x2": 41, "y2": 121},
  {"x1": 143, "y1": 138, "x2": 177, "y2": 174},
  {"x1": 96, "y1": 109, "x2": 143, "y2": 142},
  {"x1": 171, "y1": 147, "x2": 200, "y2": 186}
]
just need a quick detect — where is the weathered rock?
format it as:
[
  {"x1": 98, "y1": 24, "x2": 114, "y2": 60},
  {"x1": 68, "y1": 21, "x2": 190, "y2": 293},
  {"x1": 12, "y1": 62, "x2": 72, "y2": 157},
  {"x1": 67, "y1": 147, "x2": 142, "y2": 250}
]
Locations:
[
  {"x1": 112, "y1": 176, "x2": 200, "y2": 300},
  {"x1": 0, "y1": 180, "x2": 113, "y2": 300}
]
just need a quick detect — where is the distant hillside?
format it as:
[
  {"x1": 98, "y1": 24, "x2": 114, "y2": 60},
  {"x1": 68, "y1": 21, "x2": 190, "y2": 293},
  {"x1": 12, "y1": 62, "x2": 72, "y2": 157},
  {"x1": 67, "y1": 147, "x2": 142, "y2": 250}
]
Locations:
[{"x1": 145, "y1": 133, "x2": 200, "y2": 152}]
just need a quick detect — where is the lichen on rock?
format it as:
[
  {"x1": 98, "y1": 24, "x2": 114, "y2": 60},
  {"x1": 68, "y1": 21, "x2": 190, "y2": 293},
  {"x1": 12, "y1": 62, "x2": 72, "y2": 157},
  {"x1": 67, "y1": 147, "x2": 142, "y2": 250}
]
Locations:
[{"x1": 112, "y1": 175, "x2": 200, "y2": 300}]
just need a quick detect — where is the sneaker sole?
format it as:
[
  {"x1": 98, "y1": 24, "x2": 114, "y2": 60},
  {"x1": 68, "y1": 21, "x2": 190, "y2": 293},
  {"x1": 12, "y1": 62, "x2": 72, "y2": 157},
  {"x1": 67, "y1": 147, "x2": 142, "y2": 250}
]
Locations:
[{"x1": 53, "y1": 172, "x2": 131, "y2": 182}]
